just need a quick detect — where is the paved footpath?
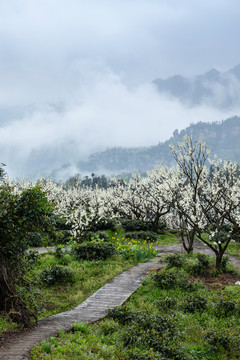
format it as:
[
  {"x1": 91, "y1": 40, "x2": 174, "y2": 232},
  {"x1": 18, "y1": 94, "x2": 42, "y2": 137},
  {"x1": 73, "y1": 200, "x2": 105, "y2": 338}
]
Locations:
[
  {"x1": 0, "y1": 257, "x2": 162, "y2": 360},
  {"x1": 1, "y1": 243, "x2": 239, "y2": 360},
  {"x1": 154, "y1": 242, "x2": 240, "y2": 269}
]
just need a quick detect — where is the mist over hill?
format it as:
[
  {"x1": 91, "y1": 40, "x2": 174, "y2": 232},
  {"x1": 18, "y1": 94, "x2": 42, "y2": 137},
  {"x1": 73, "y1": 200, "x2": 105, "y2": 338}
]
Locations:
[
  {"x1": 1, "y1": 64, "x2": 240, "y2": 180},
  {"x1": 51, "y1": 116, "x2": 240, "y2": 180},
  {"x1": 153, "y1": 65, "x2": 240, "y2": 109}
]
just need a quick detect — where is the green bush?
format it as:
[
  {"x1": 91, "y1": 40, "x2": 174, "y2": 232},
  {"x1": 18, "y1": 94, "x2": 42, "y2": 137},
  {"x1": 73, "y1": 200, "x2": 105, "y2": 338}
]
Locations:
[
  {"x1": 182, "y1": 294, "x2": 208, "y2": 313},
  {"x1": 89, "y1": 219, "x2": 117, "y2": 232},
  {"x1": 24, "y1": 250, "x2": 40, "y2": 265},
  {"x1": 155, "y1": 297, "x2": 178, "y2": 311},
  {"x1": 190, "y1": 253, "x2": 210, "y2": 275},
  {"x1": 120, "y1": 219, "x2": 153, "y2": 232},
  {"x1": 108, "y1": 306, "x2": 195, "y2": 360},
  {"x1": 125, "y1": 231, "x2": 158, "y2": 242},
  {"x1": 27, "y1": 232, "x2": 44, "y2": 247},
  {"x1": 213, "y1": 296, "x2": 238, "y2": 317},
  {"x1": 153, "y1": 269, "x2": 199, "y2": 292},
  {"x1": 165, "y1": 254, "x2": 185, "y2": 269},
  {"x1": 85, "y1": 231, "x2": 109, "y2": 242},
  {"x1": 74, "y1": 242, "x2": 117, "y2": 261},
  {"x1": 205, "y1": 329, "x2": 240, "y2": 354},
  {"x1": 40, "y1": 265, "x2": 75, "y2": 285}
]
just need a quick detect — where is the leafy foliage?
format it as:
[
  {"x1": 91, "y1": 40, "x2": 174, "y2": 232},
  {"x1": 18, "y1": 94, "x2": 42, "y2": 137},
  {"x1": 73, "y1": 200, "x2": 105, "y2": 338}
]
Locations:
[
  {"x1": 153, "y1": 269, "x2": 199, "y2": 291},
  {"x1": 74, "y1": 241, "x2": 117, "y2": 261},
  {"x1": 125, "y1": 231, "x2": 158, "y2": 242},
  {"x1": 40, "y1": 265, "x2": 75, "y2": 286}
]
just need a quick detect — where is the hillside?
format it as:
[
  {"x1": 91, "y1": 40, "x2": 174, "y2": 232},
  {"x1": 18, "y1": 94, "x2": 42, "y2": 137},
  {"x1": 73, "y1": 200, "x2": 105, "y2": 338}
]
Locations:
[
  {"x1": 51, "y1": 116, "x2": 240, "y2": 178},
  {"x1": 153, "y1": 65, "x2": 240, "y2": 108}
]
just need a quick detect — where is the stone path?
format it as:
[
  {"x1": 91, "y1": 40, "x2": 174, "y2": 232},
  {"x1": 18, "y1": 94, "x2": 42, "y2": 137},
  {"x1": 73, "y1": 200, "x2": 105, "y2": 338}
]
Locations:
[
  {"x1": 0, "y1": 257, "x2": 162, "y2": 360},
  {"x1": 1, "y1": 242, "x2": 239, "y2": 360},
  {"x1": 154, "y1": 242, "x2": 240, "y2": 269}
]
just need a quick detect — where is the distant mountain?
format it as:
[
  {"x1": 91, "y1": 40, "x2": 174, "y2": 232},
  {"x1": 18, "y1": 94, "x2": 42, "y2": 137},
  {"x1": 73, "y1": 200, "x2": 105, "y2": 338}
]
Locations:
[
  {"x1": 51, "y1": 117, "x2": 240, "y2": 179},
  {"x1": 153, "y1": 64, "x2": 240, "y2": 108}
]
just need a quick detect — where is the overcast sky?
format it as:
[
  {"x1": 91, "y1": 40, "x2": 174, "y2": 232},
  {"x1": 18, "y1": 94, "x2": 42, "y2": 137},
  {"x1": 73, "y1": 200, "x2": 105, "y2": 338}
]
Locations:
[{"x1": 0, "y1": 0, "x2": 239, "y2": 177}]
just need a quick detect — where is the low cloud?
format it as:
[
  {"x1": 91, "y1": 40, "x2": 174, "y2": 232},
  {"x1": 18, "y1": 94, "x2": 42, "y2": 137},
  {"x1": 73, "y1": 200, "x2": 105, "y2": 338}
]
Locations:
[{"x1": 0, "y1": 69, "x2": 237, "y2": 179}]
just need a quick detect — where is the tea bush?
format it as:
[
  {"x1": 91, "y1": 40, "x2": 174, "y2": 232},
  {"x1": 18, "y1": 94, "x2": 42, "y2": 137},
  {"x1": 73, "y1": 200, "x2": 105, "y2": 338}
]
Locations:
[
  {"x1": 190, "y1": 253, "x2": 210, "y2": 275},
  {"x1": 108, "y1": 306, "x2": 196, "y2": 360},
  {"x1": 40, "y1": 265, "x2": 75, "y2": 285},
  {"x1": 205, "y1": 329, "x2": 240, "y2": 354},
  {"x1": 153, "y1": 269, "x2": 199, "y2": 292},
  {"x1": 120, "y1": 219, "x2": 166, "y2": 233},
  {"x1": 125, "y1": 231, "x2": 158, "y2": 242},
  {"x1": 155, "y1": 297, "x2": 178, "y2": 311},
  {"x1": 182, "y1": 294, "x2": 208, "y2": 313},
  {"x1": 89, "y1": 219, "x2": 117, "y2": 232},
  {"x1": 120, "y1": 219, "x2": 153, "y2": 232},
  {"x1": 74, "y1": 242, "x2": 117, "y2": 261},
  {"x1": 213, "y1": 296, "x2": 239, "y2": 317},
  {"x1": 165, "y1": 253, "x2": 185, "y2": 269}
]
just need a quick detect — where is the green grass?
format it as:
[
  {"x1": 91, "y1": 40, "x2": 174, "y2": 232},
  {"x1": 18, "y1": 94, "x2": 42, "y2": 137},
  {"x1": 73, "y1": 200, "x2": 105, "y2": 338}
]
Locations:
[
  {"x1": 226, "y1": 241, "x2": 240, "y2": 258},
  {"x1": 0, "y1": 233, "x2": 161, "y2": 336},
  {"x1": 32, "y1": 253, "x2": 240, "y2": 360},
  {"x1": 27, "y1": 253, "x2": 142, "y2": 319},
  {"x1": 0, "y1": 315, "x2": 19, "y2": 335},
  {"x1": 156, "y1": 232, "x2": 179, "y2": 245}
]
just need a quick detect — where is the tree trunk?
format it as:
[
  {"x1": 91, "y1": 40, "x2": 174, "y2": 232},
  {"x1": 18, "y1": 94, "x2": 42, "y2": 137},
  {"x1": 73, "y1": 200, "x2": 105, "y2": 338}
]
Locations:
[
  {"x1": 0, "y1": 263, "x2": 37, "y2": 327},
  {"x1": 215, "y1": 252, "x2": 224, "y2": 271},
  {"x1": 181, "y1": 230, "x2": 195, "y2": 253}
]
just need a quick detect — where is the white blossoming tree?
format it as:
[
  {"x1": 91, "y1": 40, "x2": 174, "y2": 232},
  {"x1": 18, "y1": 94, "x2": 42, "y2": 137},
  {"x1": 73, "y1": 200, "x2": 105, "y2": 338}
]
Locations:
[
  {"x1": 42, "y1": 179, "x2": 114, "y2": 241},
  {"x1": 110, "y1": 171, "x2": 170, "y2": 232},
  {"x1": 170, "y1": 135, "x2": 240, "y2": 269}
]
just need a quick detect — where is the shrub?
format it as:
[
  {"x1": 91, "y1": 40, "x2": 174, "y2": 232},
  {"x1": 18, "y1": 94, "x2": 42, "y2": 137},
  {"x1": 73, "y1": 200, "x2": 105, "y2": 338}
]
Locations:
[
  {"x1": 85, "y1": 231, "x2": 109, "y2": 242},
  {"x1": 100, "y1": 319, "x2": 119, "y2": 335},
  {"x1": 213, "y1": 296, "x2": 237, "y2": 317},
  {"x1": 40, "y1": 265, "x2": 75, "y2": 285},
  {"x1": 109, "y1": 306, "x2": 195, "y2": 360},
  {"x1": 190, "y1": 253, "x2": 210, "y2": 275},
  {"x1": 125, "y1": 231, "x2": 158, "y2": 242},
  {"x1": 153, "y1": 269, "x2": 178, "y2": 289},
  {"x1": 120, "y1": 219, "x2": 166, "y2": 233},
  {"x1": 120, "y1": 219, "x2": 153, "y2": 232},
  {"x1": 155, "y1": 297, "x2": 178, "y2": 311},
  {"x1": 54, "y1": 246, "x2": 65, "y2": 259},
  {"x1": 205, "y1": 329, "x2": 240, "y2": 353},
  {"x1": 165, "y1": 254, "x2": 185, "y2": 269},
  {"x1": 27, "y1": 232, "x2": 44, "y2": 247},
  {"x1": 89, "y1": 219, "x2": 117, "y2": 232},
  {"x1": 153, "y1": 269, "x2": 199, "y2": 292},
  {"x1": 74, "y1": 242, "x2": 117, "y2": 261},
  {"x1": 25, "y1": 250, "x2": 40, "y2": 265},
  {"x1": 182, "y1": 294, "x2": 208, "y2": 313}
]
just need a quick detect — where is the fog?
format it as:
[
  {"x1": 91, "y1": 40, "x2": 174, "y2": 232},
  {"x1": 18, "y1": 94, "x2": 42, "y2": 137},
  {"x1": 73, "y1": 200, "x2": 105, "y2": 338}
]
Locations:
[
  {"x1": 0, "y1": 0, "x2": 239, "y2": 178},
  {"x1": 1, "y1": 71, "x2": 237, "y2": 177}
]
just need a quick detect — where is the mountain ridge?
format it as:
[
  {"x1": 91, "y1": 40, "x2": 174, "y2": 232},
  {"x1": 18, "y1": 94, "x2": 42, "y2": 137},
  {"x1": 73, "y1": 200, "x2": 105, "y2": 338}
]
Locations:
[
  {"x1": 153, "y1": 64, "x2": 240, "y2": 108},
  {"x1": 51, "y1": 116, "x2": 240, "y2": 180}
]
